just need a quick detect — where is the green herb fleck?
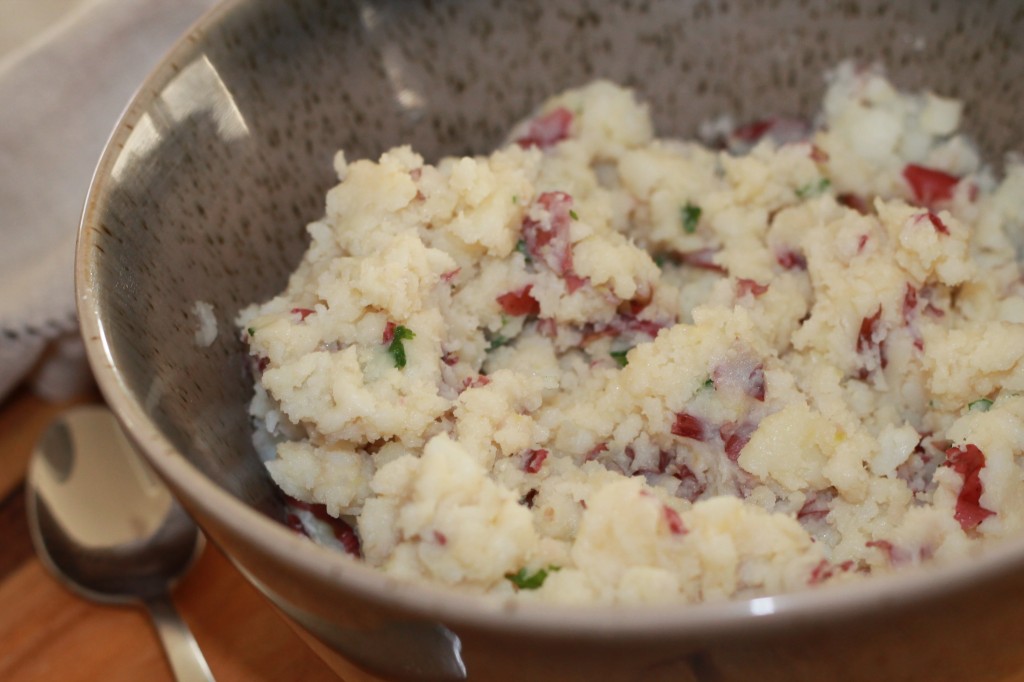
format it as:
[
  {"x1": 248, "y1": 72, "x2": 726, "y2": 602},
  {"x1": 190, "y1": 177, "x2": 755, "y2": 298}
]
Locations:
[
  {"x1": 512, "y1": 194, "x2": 518, "y2": 204},
  {"x1": 653, "y1": 253, "x2": 668, "y2": 268},
  {"x1": 505, "y1": 565, "x2": 561, "y2": 590},
  {"x1": 795, "y1": 178, "x2": 831, "y2": 199},
  {"x1": 968, "y1": 398, "x2": 993, "y2": 412},
  {"x1": 703, "y1": 377, "x2": 715, "y2": 390},
  {"x1": 569, "y1": 209, "x2": 579, "y2": 221},
  {"x1": 516, "y1": 239, "x2": 532, "y2": 263},
  {"x1": 388, "y1": 325, "x2": 415, "y2": 368},
  {"x1": 610, "y1": 349, "x2": 631, "y2": 368},
  {"x1": 681, "y1": 202, "x2": 702, "y2": 234},
  {"x1": 247, "y1": 327, "x2": 256, "y2": 337},
  {"x1": 487, "y1": 334, "x2": 509, "y2": 352}
]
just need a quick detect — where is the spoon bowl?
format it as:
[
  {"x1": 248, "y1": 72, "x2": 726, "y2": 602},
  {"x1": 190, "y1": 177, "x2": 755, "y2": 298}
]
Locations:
[{"x1": 26, "y1": 405, "x2": 214, "y2": 681}]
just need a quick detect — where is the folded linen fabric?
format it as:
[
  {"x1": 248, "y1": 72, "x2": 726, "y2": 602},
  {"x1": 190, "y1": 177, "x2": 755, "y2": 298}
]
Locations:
[{"x1": 0, "y1": 0, "x2": 216, "y2": 400}]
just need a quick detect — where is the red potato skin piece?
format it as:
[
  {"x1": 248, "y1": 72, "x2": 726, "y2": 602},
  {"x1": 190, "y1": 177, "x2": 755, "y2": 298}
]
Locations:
[
  {"x1": 657, "y1": 449, "x2": 671, "y2": 474},
  {"x1": 776, "y1": 249, "x2": 807, "y2": 271},
  {"x1": 926, "y1": 212, "x2": 950, "y2": 235},
  {"x1": 563, "y1": 272, "x2": 588, "y2": 293},
  {"x1": 515, "y1": 107, "x2": 574, "y2": 149},
  {"x1": 585, "y1": 443, "x2": 608, "y2": 461},
  {"x1": 808, "y1": 559, "x2": 831, "y2": 585},
  {"x1": 866, "y1": 539, "x2": 898, "y2": 564},
  {"x1": 736, "y1": 278, "x2": 768, "y2": 298},
  {"x1": 732, "y1": 119, "x2": 774, "y2": 142},
  {"x1": 521, "y1": 191, "x2": 588, "y2": 293},
  {"x1": 582, "y1": 313, "x2": 668, "y2": 345},
  {"x1": 620, "y1": 282, "x2": 654, "y2": 316},
  {"x1": 523, "y1": 448, "x2": 549, "y2": 474},
  {"x1": 903, "y1": 284, "x2": 926, "y2": 351},
  {"x1": 838, "y1": 193, "x2": 871, "y2": 215},
  {"x1": 617, "y1": 314, "x2": 668, "y2": 339},
  {"x1": 809, "y1": 144, "x2": 829, "y2": 163},
  {"x1": 662, "y1": 505, "x2": 687, "y2": 535},
  {"x1": 678, "y1": 248, "x2": 728, "y2": 275},
  {"x1": 711, "y1": 355, "x2": 766, "y2": 401},
  {"x1": 671, "y1": 412, "x2": 707, "y2": 441},
  {"x1": 522, "y1": 192, "x2": 571, "y2": 254},
  {"x1": 461, "y1": 375, "x2": 490, "y2": 391},
  {"x1": 797, "y1": 495, "x2": 830, "y2": 522},
  {"x1": 719, "y1": 422, "x2": 755, "y2": 462},
  {"x1": 903, "y1": 164, "x2": 959, "y2": 205},
  {"x1": 721, "y1": 430, "x2": 748, "y2": 462},
  {"x1": 627, "y1": 448, "x2": 674, "y2": 477},
  {"x1": 382, "y1": 320, "x2": 397, "y2": 344},
  {"x1": 864, "y1": 539, "x2": 930, "y2": 566},
  {"x1": 856, "y1": 306, "x2": 887, "y2": 377},
  {"x1": 808, "y1": 558, "x2": 855, "y2": 585},
  {"x1": 944, "y1": 444, "x2": 996, "y2": 531},
  {"x1": 730, "y1": 117, "x2": 811, "y2": 147},
  {"x1": 674, "y1": 465, "x2": 707, "y2": 503},
  {"x1": 856, "y1": 307, "x2": 883, "y2": 355},
  {"x1": 902, "y1": 284, "x2": 918, "y2": 324},
  {"x1": 286, "y1": 497, "x2": 362, "y2": 558},
  {"x1": 285, "y1": 512, "x2": 304, "y2": 533},
  {"x1": 746, "y1": 365, "x2": 766, "y2": 401},
  {"x1": 497, "y1": 285, "x2": 541, "y2": 316},
  {"x1": 536, "y1": 318, "x2": 558, "y2": 338}
]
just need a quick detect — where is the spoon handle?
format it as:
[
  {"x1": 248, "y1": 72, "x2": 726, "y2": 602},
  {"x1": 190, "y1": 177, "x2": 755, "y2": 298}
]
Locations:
[{"x1": 145, "y1": 593, "x2": 216, "y2": 682}]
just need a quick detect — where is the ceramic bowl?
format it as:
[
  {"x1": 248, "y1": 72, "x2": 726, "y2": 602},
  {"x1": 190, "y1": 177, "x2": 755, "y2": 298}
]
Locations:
[{"x1": 77, "y1": 1, "x2": 1024, "y2": 680}]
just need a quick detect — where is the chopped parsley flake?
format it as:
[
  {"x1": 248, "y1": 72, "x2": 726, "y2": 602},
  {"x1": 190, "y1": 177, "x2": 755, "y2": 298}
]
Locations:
[
  {"x1": 569, "y1": 209, "x2": 579, "y2": 221},
  {"x1": 247, "y1": 327, "x2": 256, "y2": 337},
  {"x1": 795, "y1": 177, "x2": 831, "y2": 199},
  {"x1": 610, "y1": 349, "x2": 631, "y2": 367},
  {"x1": 512, "y1": 194, "x2": 518, "y2": 204},
  {"x1": 516, "y1": 239, "x2": 532, "y2": 263},
  {"x1": 487, "y1": 334, "x2": 509, "y2": 351},
  {"x1": 681, "y1": 202, "x2": 702, "y2": 234},
  {"x1": 968, "y1": 398, "x2": 993, "y2": 412},
  {"x1": 702, "y1": 377, "x2": 715, "y2": 390},
  {"x1": 505, "y1": 565, "x2": 560, "y2": 590},
  {"x1": 388, "y1": 325, "x2": 415, "y2": 368}
]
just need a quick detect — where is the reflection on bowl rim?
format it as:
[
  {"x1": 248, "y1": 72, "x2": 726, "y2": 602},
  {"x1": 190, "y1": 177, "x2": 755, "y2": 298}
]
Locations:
[{"x1": 75, "y1": 0, "x2": 1024, "y2": 638}]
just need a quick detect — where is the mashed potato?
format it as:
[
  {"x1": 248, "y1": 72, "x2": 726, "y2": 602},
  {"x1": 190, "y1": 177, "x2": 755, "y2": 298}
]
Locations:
[{"x1": 238, "y1": 62, "x2": 1024, "y2": 604}]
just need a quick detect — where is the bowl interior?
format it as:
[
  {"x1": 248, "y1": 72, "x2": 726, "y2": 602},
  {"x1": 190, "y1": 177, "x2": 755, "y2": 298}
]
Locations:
[{"x1": 80, "y1": 0, "x2": 1024, "y2": 563}]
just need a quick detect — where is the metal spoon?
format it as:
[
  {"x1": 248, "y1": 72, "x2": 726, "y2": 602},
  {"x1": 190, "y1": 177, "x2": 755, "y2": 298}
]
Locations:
[{"x1": 25, "y1": 404, "x2": 215, "y2": 681}]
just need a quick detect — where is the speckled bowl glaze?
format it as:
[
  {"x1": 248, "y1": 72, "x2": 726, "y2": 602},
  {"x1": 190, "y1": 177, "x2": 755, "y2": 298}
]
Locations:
[{"x1": 78, "y1": 1, "x2": 1024, "y2": 680}]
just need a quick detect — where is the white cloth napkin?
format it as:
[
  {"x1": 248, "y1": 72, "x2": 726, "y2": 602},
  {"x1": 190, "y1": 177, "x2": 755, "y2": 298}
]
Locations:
[{"x1": 0, "y1": 0, "x2": 218, "y2": 400}]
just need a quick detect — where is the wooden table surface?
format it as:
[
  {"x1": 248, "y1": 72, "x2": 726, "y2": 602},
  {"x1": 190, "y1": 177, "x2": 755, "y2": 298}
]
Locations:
[{"x1": 0, "y1": 384, "x2": 339, "y2": 681}]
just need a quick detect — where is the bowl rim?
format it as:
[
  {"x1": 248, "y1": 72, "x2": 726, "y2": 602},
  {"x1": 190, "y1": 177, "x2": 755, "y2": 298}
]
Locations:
[{"x1": 75, "y1": 0, "x2": 1024, "y2": 640}]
